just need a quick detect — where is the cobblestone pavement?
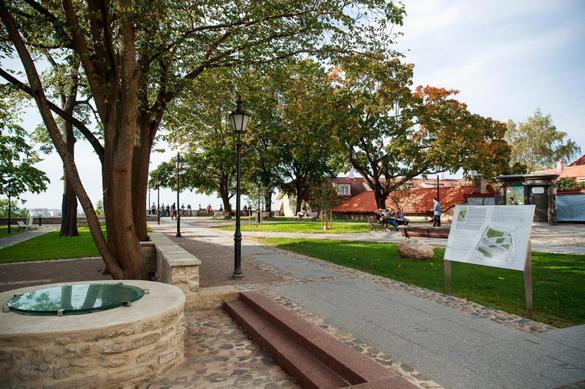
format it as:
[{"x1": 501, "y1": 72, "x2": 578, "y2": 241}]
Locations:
[{"x1": 143, "y1": 309, "x2": 300, "y2": 389}]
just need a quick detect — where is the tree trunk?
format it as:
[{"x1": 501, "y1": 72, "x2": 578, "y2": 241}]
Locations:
[
  {"x1": 131, "y1": 121, "x2": 154, "y2": 242},
  {"x1": 374, "y1": 190, "x2": 387, "y2": 209},
  {"x1": 60, "y1": 181, "x2": 78, "y2": 237},
  {"x1": 264, "y1": 189, "x2": 272, "y2": 214},
  {"x1": 59, "y1": 81, "x2": 78, "y2": 237}
]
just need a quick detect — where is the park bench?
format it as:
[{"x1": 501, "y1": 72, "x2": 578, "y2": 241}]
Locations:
[
  {"x1": 296, "y1": 211, "x2": 319, "y2": 221},
  {"x1": 401, "y1": 226, "x2": 450, "y2": 239},
  {"x1": 367, "y1": 216, "x2": 385, "y2": 231},
  {"x1": 16, "y1": 221, "x2": 29, "y2": 232}
]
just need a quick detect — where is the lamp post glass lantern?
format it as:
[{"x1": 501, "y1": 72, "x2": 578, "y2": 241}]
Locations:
[
  {"x1": 175, "y1": 153, "x2": 182, "y2": 238},
  {"x1": 230, "y1": 96, "x2": 251, "y2": 279}
]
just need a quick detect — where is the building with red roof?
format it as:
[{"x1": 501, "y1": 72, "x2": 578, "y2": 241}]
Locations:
[
  {"x1": 332, "y1": 184, "x2": 494, "y2": 221},
  {"x1": 534, "y1": 156, "x2": 585, "y2": 182}
]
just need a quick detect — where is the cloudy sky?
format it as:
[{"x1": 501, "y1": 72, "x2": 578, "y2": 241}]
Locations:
[{"x1": 10, "y1": 0, "x2": 585, "y2": 210}]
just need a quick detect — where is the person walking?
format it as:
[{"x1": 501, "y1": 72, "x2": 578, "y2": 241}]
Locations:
[{"x1": 432, "y1": 197, "x2": 441, "y2": 227}]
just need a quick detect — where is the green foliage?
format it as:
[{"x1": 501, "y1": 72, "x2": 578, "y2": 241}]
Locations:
[
  {"x1": 0, "y1": 199, "x2": 28, "y2": 218},
  {"x1": 261, "y1": 238, "x2": 585, "y2": 327},
  {"x1": 268, "y1": 61, "x2": 344, "y2": 203},
  {"x1": 331, "y1": 54, "x2": 511, "y2": 206},
  {"x1": 95, "y1": 200, "x2": 105, "y2": 217},
  {"x1": 556, "y1": 177, "x2": 585, "y2": 191},
  {"x1": 0, "y1": 86, "x2": 49, "y2": 198},
  {"x1": 505, "y1": 110, "x2": 581, "y2": 172}
]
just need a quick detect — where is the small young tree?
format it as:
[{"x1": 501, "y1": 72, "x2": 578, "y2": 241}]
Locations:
[{"x1": 310, "y1": 180, "x2": 340, "y2": 230}]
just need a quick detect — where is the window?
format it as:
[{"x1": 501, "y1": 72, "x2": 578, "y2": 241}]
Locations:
[{"x1": 337, "y1": 184, "x2": 350, "y2": 196}]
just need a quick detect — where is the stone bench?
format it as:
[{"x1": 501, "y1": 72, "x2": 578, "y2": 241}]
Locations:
[{"x1": 148, "y1": 233, "x2": 201, "y2": 305}]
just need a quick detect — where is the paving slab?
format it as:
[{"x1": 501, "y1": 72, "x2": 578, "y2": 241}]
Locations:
[
  {"x1": 250, "y1": 253, "x2": 339, "y2": 279},
  {"x1": 274, "y1": 280, "x2": 585, "y2": 388}
]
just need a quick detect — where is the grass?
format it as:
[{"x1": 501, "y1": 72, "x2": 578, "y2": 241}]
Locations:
[
  {"x1": 258, "y1": 238, "x2": 585, "y2": 328},
  {"x1": 0, "y1": 226, "x2": 23, "y2": 239},
  {"x1": 0, "y1": 227, "x2": 100, "y2": 263},
  {"x1": 216, "y1": 221, "x2": 371, "y2": 234}
]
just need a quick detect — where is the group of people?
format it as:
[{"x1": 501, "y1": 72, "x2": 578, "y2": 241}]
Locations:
[
  {"x1": 149, "y1": 203, "x2": 214, "y2": 218},
  {"x1": 375, "y1": 208, "x2": 409, "y2": 231},
  {"x1": 375, "y1": 197, "x2": 442, "y2": 229}
]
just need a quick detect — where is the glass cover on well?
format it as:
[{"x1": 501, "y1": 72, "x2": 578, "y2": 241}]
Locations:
[{"x1": 6, "y1": 283, "x2": 145, "y2": 316}]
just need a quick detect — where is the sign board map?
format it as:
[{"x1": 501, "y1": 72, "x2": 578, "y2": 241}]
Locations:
[{"x1": 445, "y1": 205, "x2": 535, "y2": 271}]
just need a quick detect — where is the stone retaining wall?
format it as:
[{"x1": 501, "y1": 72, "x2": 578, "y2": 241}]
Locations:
[
  {"x1": 0, "y1": 280, "x2": 185, "y2": 389},
  {"x1": 149, "y1": 232, "x2": 201, "y2": 305}
]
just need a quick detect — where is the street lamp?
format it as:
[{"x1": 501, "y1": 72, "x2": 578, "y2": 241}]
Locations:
[
  {"x1": 229, "y1": 96, "x2": 251, "y2": 279},
  {"x1": 175, "y1": 153, "x2": 182, "y2": 238},
  {"x1": 156, "y1": 180, "x2": 161, "y2": 225},
  {"x1": 6, "y1": 179, "x2": 12, "y2": 235}
]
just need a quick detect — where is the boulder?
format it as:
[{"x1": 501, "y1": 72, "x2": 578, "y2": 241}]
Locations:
[{"x1": 398, "y1": 239, "x2": 434, "y2": 260}]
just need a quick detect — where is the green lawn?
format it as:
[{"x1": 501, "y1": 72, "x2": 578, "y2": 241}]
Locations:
[
  {"x1": 259, "y1": 238, "x2": 585, "y2": 328},
  {"x1": 0, "y1": 226, "x2": 23, "y2": 239},
  {"x1": 217, "y1": 221, "x2": 371, "y2": 234},
  {"x1": 0, "y1": 227, "x2": 100, "y2": 263}
]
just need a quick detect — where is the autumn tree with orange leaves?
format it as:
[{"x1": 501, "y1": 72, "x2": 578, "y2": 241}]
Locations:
[{"x1": 332, "y1": 54, "x2": 511, "y2": 209}]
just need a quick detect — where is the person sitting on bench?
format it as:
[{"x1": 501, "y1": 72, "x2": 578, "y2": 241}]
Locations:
[
  {"x1": 394, "y1": 208, "x2": 409, "y2": 225},
  {"x1": 376, "y1": 209, "x2": 399, "y2": 231}
]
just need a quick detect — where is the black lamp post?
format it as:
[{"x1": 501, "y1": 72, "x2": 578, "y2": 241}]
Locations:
[
  {"x1": 157, "y1": 180, "x2": 161, "y2": 225},
  {"x1": 175, "y1": 153, "x2": 182, "y2": 238},
  {"x1": 229, "y1": 96, "x2": 251, "y2": 279},
  {"x1": 7, "y1": 180, "x2": 12, "y2": 235}
]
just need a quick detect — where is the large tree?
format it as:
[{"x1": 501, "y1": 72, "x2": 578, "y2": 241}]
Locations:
[
  {"x1": 505, "y1": 110, "x2": 581, "y2": 172},
  {"x1": 332, "y1": 54, "x2": 511, "y2": 208},
  {"x1": 0, "y1": 0, "x2": 405, "y2": 279}
]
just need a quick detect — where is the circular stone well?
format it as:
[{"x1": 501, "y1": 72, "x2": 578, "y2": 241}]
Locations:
[{"x1": 0, "y1": 280, "x2": 185, "y2": 388}]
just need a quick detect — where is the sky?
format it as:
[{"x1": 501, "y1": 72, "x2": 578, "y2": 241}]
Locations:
[{"x1": 6, "y1": 0, "x2": 585, "y2": 210}]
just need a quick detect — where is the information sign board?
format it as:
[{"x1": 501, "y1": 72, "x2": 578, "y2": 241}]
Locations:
[{"x1": 444, "y1": 205, "x2": 535, "y2": 271}]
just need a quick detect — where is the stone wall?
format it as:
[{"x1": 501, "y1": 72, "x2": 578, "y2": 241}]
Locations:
[
  {"x1": 149, "y1": 232, "x2": 201, "y2": 305},
  {"x1": 0, "y1": 280, "x2": 185, "y2": 389}
]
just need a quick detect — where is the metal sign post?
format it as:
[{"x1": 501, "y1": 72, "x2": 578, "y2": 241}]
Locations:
[
  {"x1": 444, "y1": 259, "x2": 452, "y2": 295},
  {"x1": 524, "y1": 239, "x2": 533, "y2": 317},
  {"x1": 444, "y1": 239, "x2": 534, "y2": 317}
]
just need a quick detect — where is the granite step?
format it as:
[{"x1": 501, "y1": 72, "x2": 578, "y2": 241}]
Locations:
[
  {"x1": 224, "y1": 299, "x2": 349, "y2": 389},
  {"x1": 225, "y1": 291, "x2": 417, "y2": 389}
]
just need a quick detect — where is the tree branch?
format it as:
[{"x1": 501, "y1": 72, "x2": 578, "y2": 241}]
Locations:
[{"x1": 0, "y1": 67, "x2": 105, "y2": 162}]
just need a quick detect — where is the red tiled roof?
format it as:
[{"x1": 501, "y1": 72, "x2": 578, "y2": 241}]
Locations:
[
  {"x1": 559, "y1": 165, "x2": 585, "y2": 179},
  {"x1": 332, "y1": 185, "x2": 495, "y2": 215},
  {"x1": 569, "y1": 155, "x2": 585, "y2": 166}
]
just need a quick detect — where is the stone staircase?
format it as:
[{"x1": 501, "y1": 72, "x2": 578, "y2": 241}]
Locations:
[{"x1": 224, "y1": 292, "x2": 417, "y2": 389}]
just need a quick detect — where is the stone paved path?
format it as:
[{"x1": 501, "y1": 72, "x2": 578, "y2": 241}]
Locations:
[
  {"x1": 0, "y1": 225, "x2": 55, "y2": 250},
  {"x1": 157, "y1": 218, "x2": 585, "y2": 389},
  {"x1": 184, "y1": 218, "x2": 585, "y2": 255}
]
